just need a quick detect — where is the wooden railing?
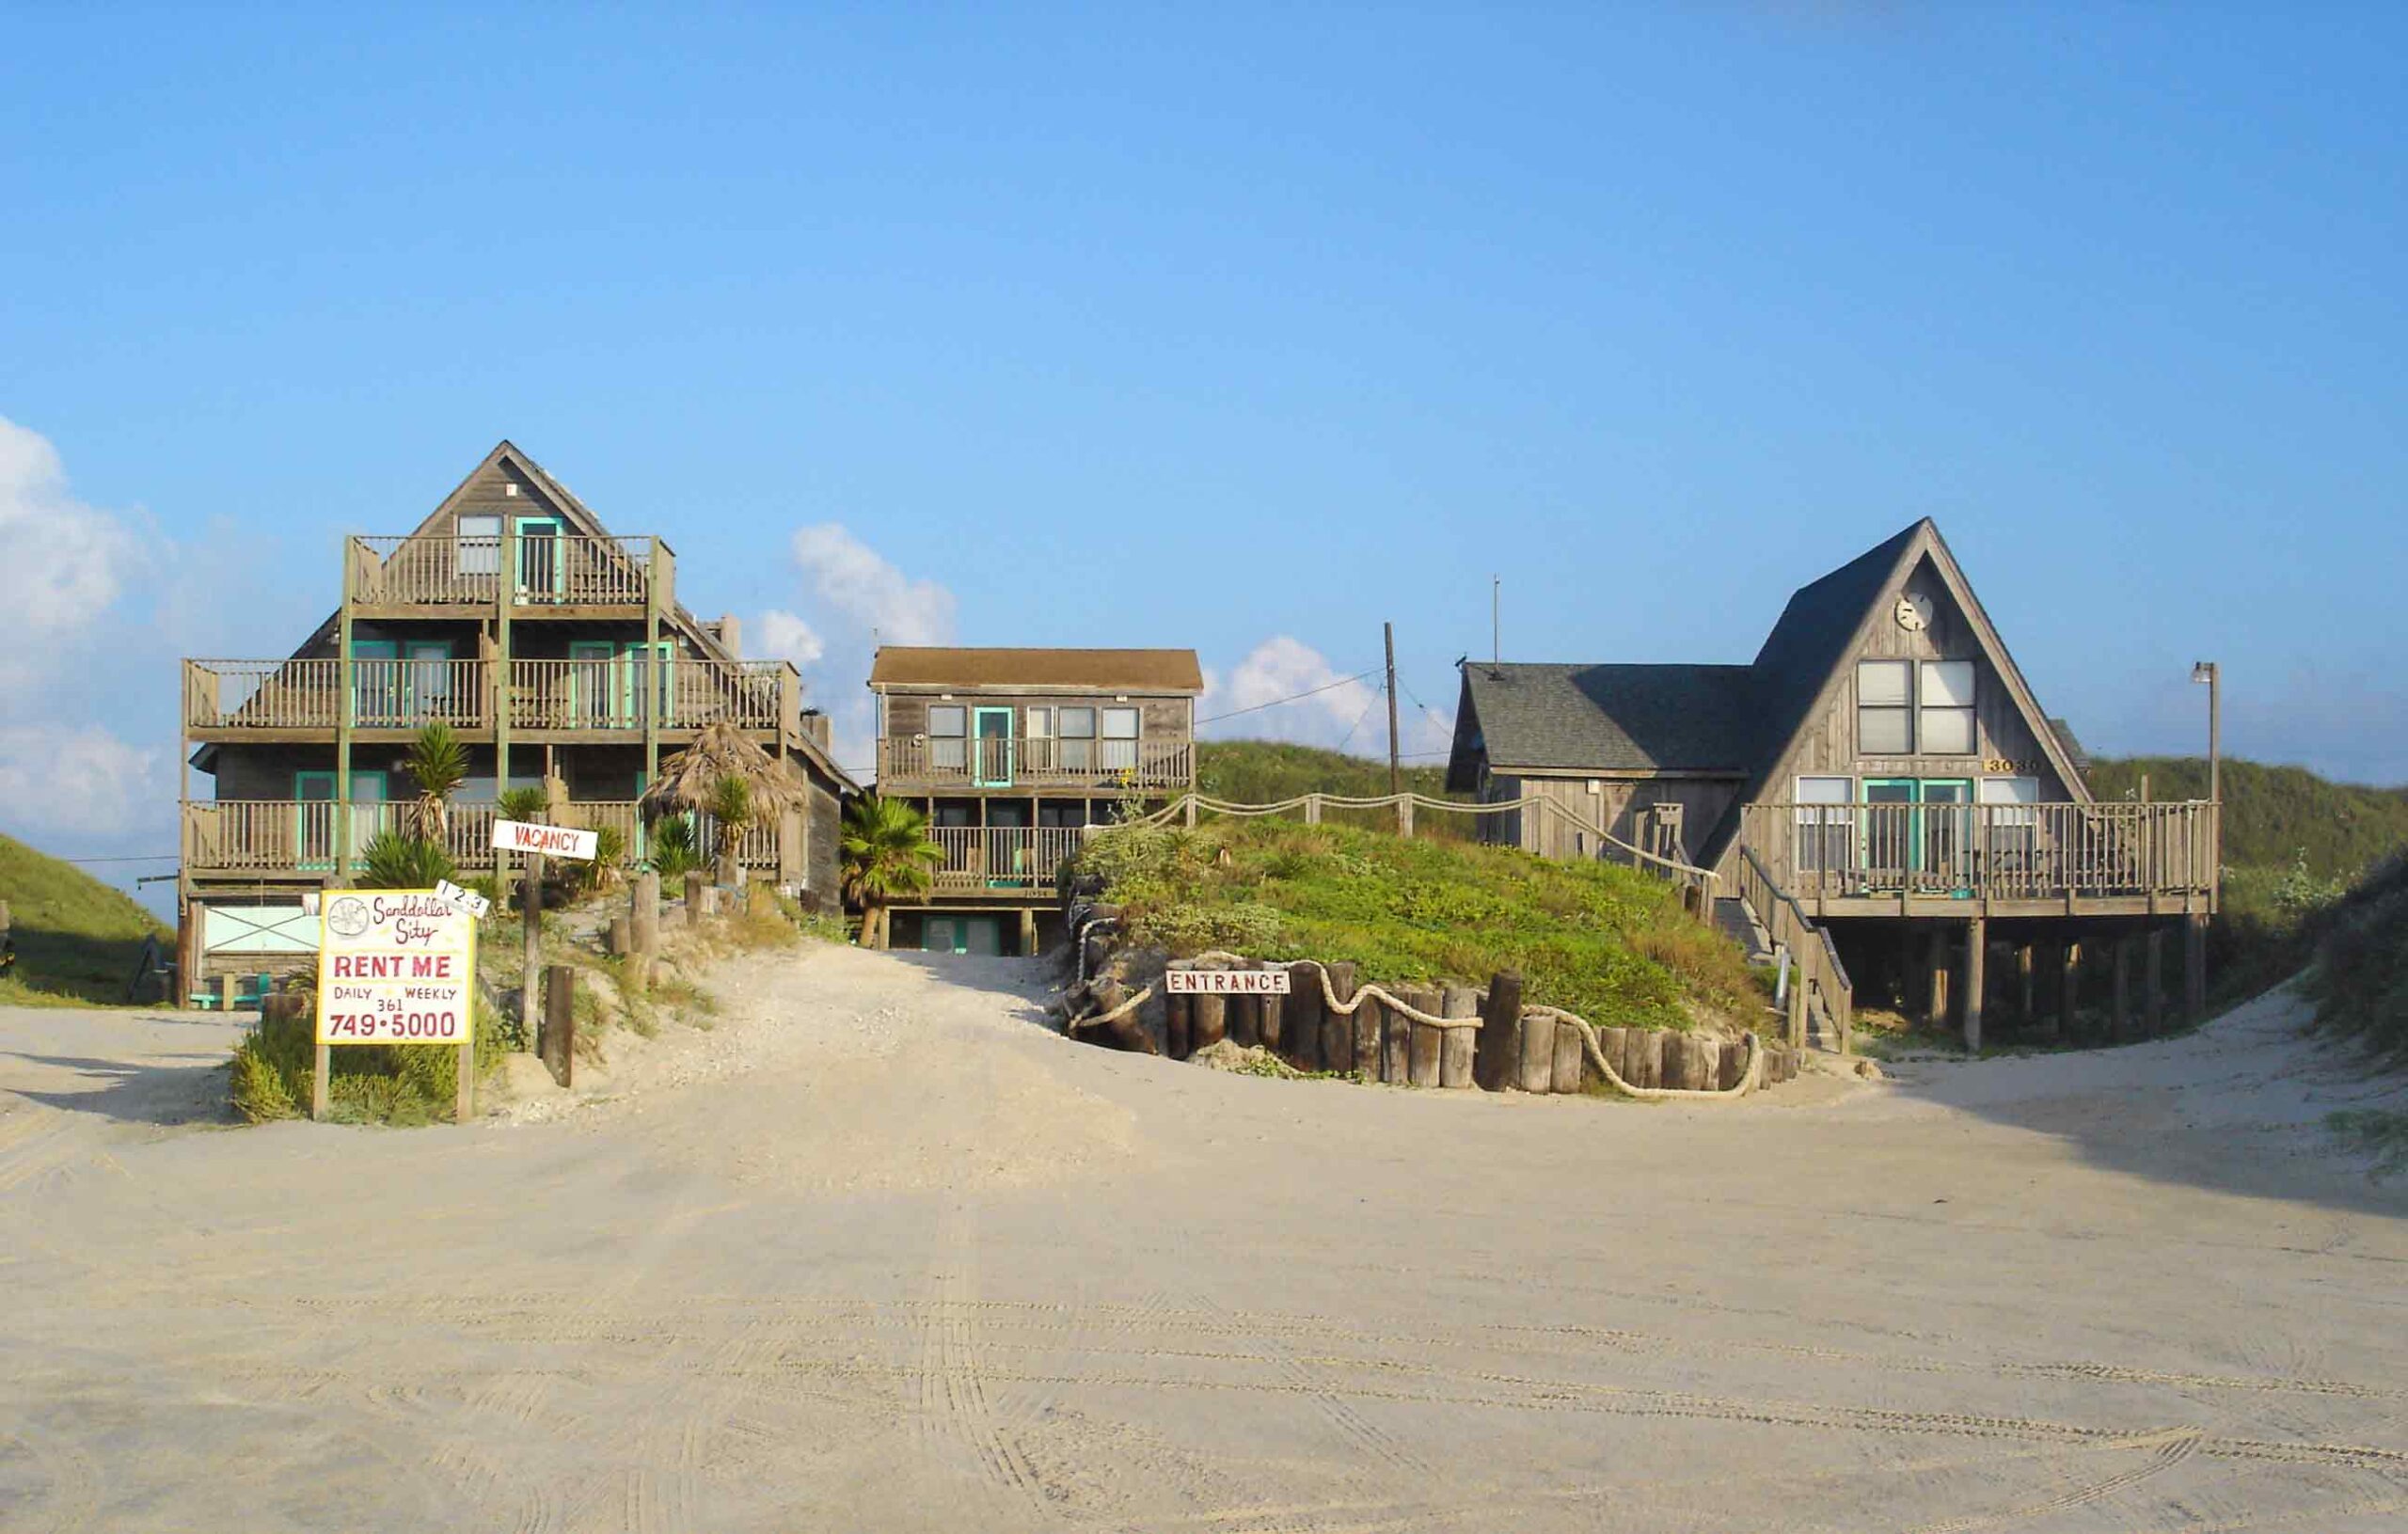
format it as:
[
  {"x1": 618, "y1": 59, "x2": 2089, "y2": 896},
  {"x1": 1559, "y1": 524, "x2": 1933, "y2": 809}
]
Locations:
[
  {"x1": 1739, "y1": 800, "x2": 2219, "y2": 904},
  {"x1": 185, "y1": 658, "x2": 798, "y2": 736},
  {"x1": 928, "y1": 827, "x2": 1088, "y2": 891},
  {"x1": 183, "y1": 799, "x2": 783, "y2": 876},
  {"x1": 878, "y1": 735, "x2": 1194, "y2": 790},
  {"x1": 348, "y1": 534, "x2": 668, "y2": 609},
  {"x1": 1735, "y1": 846, "x2": 1854, "y2": 1051}
]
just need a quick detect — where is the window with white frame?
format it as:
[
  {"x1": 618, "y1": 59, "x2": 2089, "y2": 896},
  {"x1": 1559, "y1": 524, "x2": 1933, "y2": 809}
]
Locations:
[
  {"x1": 1920, "y1": 660, "x2": 1977, "y2": 754},
  {"x1": 457, "y1": 514, "x2": 500, "y2": 576},
  {"x1": 1857, "y1": 657, "x2": 1978, "y2": 754},
  {"x1": 1978, "y1": 775, "x2": 2039, "y2": 864},
  {"x1": 1025, "y1": 707, "x2": 1054, "y2": 768},
  {"x1": 927, "y1": 705, "x2": 967, "y2": 770},
  {"x1": 1793, "y1": 776, "x2": 1855, "y2": 874},
  {"x1": 1058, "y1": 706, "x2": 1096, "y2": 770},
  {"x1": 1857, "y1": 661, "x2": 1912, "y2": 753},
  {"x1": 1101, "y1": 706, "x2": 1139, "y2": 770}
]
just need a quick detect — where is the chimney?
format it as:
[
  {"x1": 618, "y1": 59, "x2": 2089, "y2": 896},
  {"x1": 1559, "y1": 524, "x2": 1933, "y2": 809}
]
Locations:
[{"x1": 717, "y1": 613, "x2": 740, "y2": 657}]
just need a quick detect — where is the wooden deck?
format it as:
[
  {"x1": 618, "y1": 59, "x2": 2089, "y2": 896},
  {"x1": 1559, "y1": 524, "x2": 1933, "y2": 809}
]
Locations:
[
  {"x1": 926, "y1": 827, "x2": 1091, "y2": 897},
  {"x1": 183, "y1": 658, "x2": 802, "y2": 740},
  {"x1": 345, "y1": 533, "x2": 670, "y2": 614},
  {"x1": 1738, "y1": 800, "x2": 2219, "y2": 918},
  {"x1": 182, "y1": 799, "x2": 786, "y2": 882},
  {"x1": 878, "y1": 736, "x2": 1194, "y2": 793}
]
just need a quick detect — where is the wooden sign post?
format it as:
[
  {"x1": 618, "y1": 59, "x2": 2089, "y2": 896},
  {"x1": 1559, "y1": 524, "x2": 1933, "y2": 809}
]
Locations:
[
  {"x1": 490, "y1": 821, "x2": 597, "y2": 1047},
  {"x1": 314, "y1": 890, "x2": 479, "y2": 1124}
]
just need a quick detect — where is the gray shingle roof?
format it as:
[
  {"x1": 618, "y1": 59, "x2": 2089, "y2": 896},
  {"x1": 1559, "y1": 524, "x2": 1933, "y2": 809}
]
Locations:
[{"x1": 1454, "y1": 662, "x2": 1763, "y2": 778}]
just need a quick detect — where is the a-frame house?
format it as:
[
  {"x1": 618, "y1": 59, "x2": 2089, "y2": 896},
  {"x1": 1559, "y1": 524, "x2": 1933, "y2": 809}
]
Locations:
[
  {"x1": 1448, "y1": 519, "x2": 2218, "y2": 1048},
  {"x1": 179, "y1": 440, "x2": 856, "y2": 992}
]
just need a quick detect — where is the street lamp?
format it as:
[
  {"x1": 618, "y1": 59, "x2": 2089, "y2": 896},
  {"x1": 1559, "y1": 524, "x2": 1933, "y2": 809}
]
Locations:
[{"x1": 2190, "y1": 660, "x2": 2220, "y2": 807}]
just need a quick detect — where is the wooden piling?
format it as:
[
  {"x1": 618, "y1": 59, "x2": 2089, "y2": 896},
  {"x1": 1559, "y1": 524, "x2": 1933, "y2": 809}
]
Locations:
[
  {"x1": 2184, "y1": 915, "x2": 2209, "y2": 1024},
  {"x1": 1164, "y1": 974, "x2": 1193, "y2": 1061},
  {"x1": 1963, "y1": 919, "x2": 1987, "y2": 1053},
  {"x1": 1406, "y1": 986, "x2": 1443, "y2": 1087},
  {"x1": 542, "y1": 964, "x2": 576, "y2": 1087},
  {"x1": 1694, "y1": 1035, "x2": 1722, "y2": 1095},
  {"x1": 2145, "y1": 925, "x2": 2165, "y2": 1036},
  {"x1": 632, "y1": 872, "x2": 658, "y2": 962},
  {"x1": 1624, "y1": 1029, "x2": 1660, "y2": 1089},
  {"x1": 608, "y1": 914, "x2": 632, "y2": 957},
  {"x1": 1323, "y1": 962, "x2": 1357, "y2": 1074},
  {"x1": 2113, "y1": 935, "x2": 2132, "y2": 1040},
  {"x1": 1285, "y1": 962, "x2": 1324, "y2": 1068},
  {"x1": 1599, "y1": 1026, "x2": 1628, "y2": 1084},
  {"x1": 1551, "y1": 1017, "x2": 1585, "y2": 1094},
  {"x1": 1659, "y1": 1032, "x2": 1692, "y2": 1091},
  {"x1": 2060, "y1": 941, "x2": 2082, "y2": 1041},
  {"x1": 1193, "y1": 971, "x2": 1228, "y2": 1052},
  {"x1": 1439, "y1": 985, "x2": 1478, "y2": 1088},
  {"x1": 1475, "y1": 971, "x2": 1524, "y2": 1091},
  {"x1": 1718, "y1": 1036, "x2": 1746, "y2": 1091},
  {"x1": 1229, "y1": 962, "x2": 1261, "y2": 1049},
  {"x1": 1517, "y1": 1007, "x2": 1557, "y2": 1095},
  {"x1": 1356, "y1": 991, "x2": 1386, "y2": 1080}
]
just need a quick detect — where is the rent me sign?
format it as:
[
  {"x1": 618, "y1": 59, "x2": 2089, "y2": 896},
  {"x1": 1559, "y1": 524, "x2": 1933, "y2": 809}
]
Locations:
[{"x1": 316, "y1": 892, "x2": 478, "y2": 1045}]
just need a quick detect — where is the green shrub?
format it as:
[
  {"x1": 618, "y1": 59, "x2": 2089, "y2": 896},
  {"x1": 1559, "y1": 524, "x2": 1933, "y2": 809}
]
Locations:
[
  {"x1": 358, "y1": 830, "x2": 457, "y2": 889},
  {"x1": 647, "y1": 814, "x2": 703, "y2": 879},
  {"x1": 226, "y1": 988, "x2": 505, "y2": 1127},
  {"x1": 1076, "y1": 818, "x2": 1751, "y2": 1030}
]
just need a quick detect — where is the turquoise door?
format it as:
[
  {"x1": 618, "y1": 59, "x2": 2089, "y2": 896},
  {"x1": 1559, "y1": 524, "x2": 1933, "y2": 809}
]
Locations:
[
  {"x1": 515, "y1": 515, "x2": 565, "y2": 598},
  {"x1": 1861, "y1": 779, "x2": 1975, "y2": 894},
  {"x1": 973, "y1": 708, "x2": 1014, "y2": 787},
  {"x1": 351, "y1": 639, "x2": 398, "y2": 725},
  {"x1": 569, "y1": 640, "x2": 618, "y2": 726},
  {"x1": 295, "y1": 770, "x2": 387, "y2": 871},
  {"x1": 925, "y1": 916, "x2": 1001, "y2": 955}
]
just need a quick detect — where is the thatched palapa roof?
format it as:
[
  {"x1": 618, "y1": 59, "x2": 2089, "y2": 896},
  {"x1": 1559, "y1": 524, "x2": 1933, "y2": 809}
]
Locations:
[{"x1": 640, "y1": 721, "x2": 813, "y2": 820}]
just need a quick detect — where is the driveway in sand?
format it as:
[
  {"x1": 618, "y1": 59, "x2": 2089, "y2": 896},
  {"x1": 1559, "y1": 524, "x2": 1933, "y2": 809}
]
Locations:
[{"x1": 3, "y1": 944, "x2": 2406, "y2": 1532}]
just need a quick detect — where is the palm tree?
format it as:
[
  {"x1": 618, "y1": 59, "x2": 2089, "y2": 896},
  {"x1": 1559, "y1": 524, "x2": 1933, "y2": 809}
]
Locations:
[
  {"x1": 403, "y1": 722, "x2": 468, "y2": 845},
  {"x1": 840, "y1": 795, "x2": 943, "y2": 948},
  {"x1": 707, "y1": 774, "x2": 753, "y2": 888}
]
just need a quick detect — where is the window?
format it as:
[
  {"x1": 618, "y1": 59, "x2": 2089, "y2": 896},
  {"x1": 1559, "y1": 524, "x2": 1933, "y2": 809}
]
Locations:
[
  {"x1": 1058, "y1": 706, "x2": 1096, "y2": 770},
  {"x1": 1856, "y1": 657, "x2": 1977, "y2": 754},
  {"x1": 1857, "y1": 661, "x2": 1912, "y2": 753},
  {"x1": 1793, "y1": 776, "x2": 1855, "y2": 875},
  {"x1": 927, "y1": 705, "x2": 966, "y2": 770},
  {"x1": 1920, "y1": 661, "x2": 1977, "y2": 754},
  {"x1": 1025, "y1": 707, "x2": 1054, "y2": 768},
  {"x1": 457, "y1": 514, "x2": 500, "y2": 576},
  {"x1": 1101, "y1": 706, "x2": 1139, "y2": 770}
]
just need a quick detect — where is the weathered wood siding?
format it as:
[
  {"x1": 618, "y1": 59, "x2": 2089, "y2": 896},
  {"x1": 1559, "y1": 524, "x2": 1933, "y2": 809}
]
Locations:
[
  {"x1": 879, "y1": 692, "x2": 1194, "y2": 744},
  {"x1": 1764, "y1": 559, "x2": 2081, "y2": 799},
  {"x1": 1504, "y1": 774, "x2": 1739, "y2": 863}
]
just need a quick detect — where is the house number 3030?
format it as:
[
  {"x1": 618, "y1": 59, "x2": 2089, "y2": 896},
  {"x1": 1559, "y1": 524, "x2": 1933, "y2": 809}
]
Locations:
[{"x1": 1985, "y1": 758, "x2": 2042, "y2": 774}]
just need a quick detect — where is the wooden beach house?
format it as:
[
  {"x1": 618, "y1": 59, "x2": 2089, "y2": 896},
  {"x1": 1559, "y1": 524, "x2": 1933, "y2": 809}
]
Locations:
[
  {"x1": 866, "y1": 646, "x2": 1202, "y2": 956},
  {"x1": 179, "y1": 440, "x2": 855, "y2": 988},
  {"x1": 1446, "y1": 519, "x2": 2219, "y2": 1047}
]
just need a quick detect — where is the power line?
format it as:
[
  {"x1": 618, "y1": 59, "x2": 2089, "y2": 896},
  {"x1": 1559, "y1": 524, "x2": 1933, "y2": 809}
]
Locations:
[
  {"x1": 1335, "y1": 683, "x2": 1386, "y2": 753},
  {"x1": 1196, "y1": 667, "x2": 1379, "y2": 727}
]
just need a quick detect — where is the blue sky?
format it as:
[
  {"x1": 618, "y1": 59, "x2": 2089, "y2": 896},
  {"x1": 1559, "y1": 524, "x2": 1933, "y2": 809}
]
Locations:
[{"x1": 3, "y1": 4, "x2": 2402, "y2": 905}]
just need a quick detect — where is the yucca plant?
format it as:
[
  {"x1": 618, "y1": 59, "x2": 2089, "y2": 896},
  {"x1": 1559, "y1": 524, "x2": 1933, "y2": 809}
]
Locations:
[
  {"x1": 647, "y1": 814, "x2": 704, "y2": 880},
  {"x1": 403, "y1": 722, "x2": 468, "y2": 844},
  {"x1": 358, "y1": 830, "x2": 456, "y2": 890},
  {"x1": 577, "y1": 824, "x2": 629, "y2": 894}
]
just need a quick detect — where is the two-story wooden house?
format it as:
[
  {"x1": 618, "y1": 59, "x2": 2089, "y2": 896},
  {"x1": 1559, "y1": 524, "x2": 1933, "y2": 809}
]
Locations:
[
  {"x1": 180, "y1": 440, "x2": 855, "y2": 987},
  {"x1": 866, "y1": 646, "x2": 1201, "y2": 956},
  {"x1": 1447, "y1": 519, "x2": 2218, "y2": 1048}
]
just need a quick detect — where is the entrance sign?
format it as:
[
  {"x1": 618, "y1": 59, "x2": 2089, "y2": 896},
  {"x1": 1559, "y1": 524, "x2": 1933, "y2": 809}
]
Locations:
[
  {"x1": 316, "y1": 892, "x2": 477, "y2": 1045},
  {"x1": 491, "y1": 819, "x2": 598, "y2": 862},
  {"x1": 1166, "y1": 968, "x2": 1291, "y2": 996}
]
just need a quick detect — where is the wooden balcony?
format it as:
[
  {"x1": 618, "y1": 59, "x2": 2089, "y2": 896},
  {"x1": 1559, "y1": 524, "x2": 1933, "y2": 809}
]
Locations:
[
  {"x1": 878, "y1": 735, "x2": 1194, "y2": 793},
  {"x1": 928, "y1": 827, "x2": 1092, "y2": 895},
  {"x1": 182, "y1": 799, "x2": 787, "y2": 880},
  {"x1": 345, "y1": 533, "x2": 673, "y2": 613},
  {"x1": 184, "y1": 658, "x2": 801, "y2": 740},
  {"x1": 1738, "y1": 800, "x2": 2220, "y2": 918}
]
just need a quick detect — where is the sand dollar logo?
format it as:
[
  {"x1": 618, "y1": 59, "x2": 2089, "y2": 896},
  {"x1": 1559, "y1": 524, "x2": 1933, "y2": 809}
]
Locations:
[{"x1": 327, "y1": 897, "x2": 372, "y2": 939}]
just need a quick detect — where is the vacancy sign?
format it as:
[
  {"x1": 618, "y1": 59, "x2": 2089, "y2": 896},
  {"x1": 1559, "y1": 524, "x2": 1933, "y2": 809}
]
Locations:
[
  {"x1": 1165, "y1": 968, "x2": 1291, "y2": 995},
  {"x1": 491, "y1": 819, "x2": 598, "y2": 862},
  {"x1": 316, "y1": 892, "x2": 478, "y2": 1045}
]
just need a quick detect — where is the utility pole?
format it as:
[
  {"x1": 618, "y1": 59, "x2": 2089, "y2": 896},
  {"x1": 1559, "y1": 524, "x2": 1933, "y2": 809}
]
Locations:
[{"x1": 1385, "y1": 621, "x2": 1402, "y2": 798}]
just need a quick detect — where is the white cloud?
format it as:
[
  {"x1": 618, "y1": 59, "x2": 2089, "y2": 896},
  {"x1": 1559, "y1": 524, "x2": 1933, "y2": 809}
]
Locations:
[
  {"x1": 758, "y1": 524, "x2": 959, "y2": 781},
  {"x1": 0, "y1": 415, "x2": 144, "y2": 633},
  {"x1": 0, "y1": 724, "x2": 170, "y2": 842},
  {"x1": 789, "y1": 523, "x2": 957, "y2": 648},
  {"x1": 1198, "y1": 637, "x2": 1455, "y2": 758},
  {"x1": 754, "y1": 609, "x2": 826, "y2": 670}
]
